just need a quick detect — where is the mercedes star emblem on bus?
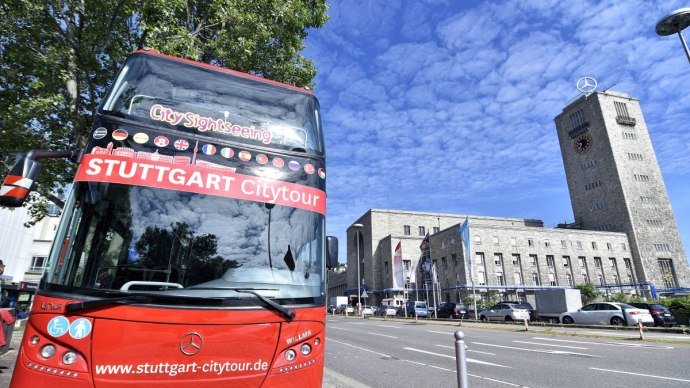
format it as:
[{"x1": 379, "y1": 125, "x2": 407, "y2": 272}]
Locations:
[
  {"x1": 576, "y1": 77, "x2": 598, "y2": 94},
  {"x1": 180, "y1": 332, "x2": 203, "y2": 356}
]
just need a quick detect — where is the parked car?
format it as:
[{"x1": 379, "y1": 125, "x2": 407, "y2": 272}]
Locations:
[
  {"x1": 628, "y1": 302, "x2": 677, "y2": 327},
  {"x1": 437, "y1": 302, "x2": 468, "y2": 319},
  {"x1": 375, "y1": 305, "x2": 397, "y2": 317},
  {"x1": 559, "y1": 302, "x2": 654, "y2": 326},
  {"x1": 335, "y1": 304, "x2": 354, "y2": 314},
  {"x1": 398, "y1": 301, "x2": 429, "y2": 318},
  {"x1": 500, "y1": 300, "x2": 536, "y2": 321},
  {"x1": 479, "y1": 303, "x2": 531, "y2": 322},
  {"x1": 361, "y1": 306, "x2": 374, "y2": 316},
  {"x1": 327, "y1": 305, "x2": 337, "y2": 314}
]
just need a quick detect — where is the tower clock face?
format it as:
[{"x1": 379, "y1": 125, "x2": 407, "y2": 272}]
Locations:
[{"x1": 574, "y1": 134, "x2": 592, "y2": 154}]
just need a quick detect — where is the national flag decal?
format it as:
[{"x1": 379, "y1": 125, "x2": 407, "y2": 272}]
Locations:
[
  {"x1": 304, "y1": 164, "x2": 315, "y2": 175},
  {"x1": 238, "y1": 151, "x2": 251, "y2": 161},
  {"x1": 112, "y1": 129, "x2": 128, "y2": 141},
  {"x1": 202, "y1": 144, "x2": 217, "y2": 155},
  {"x1": 288, "y1": 161, "x2": 300, "y2": 171},
  {"x1": 220, "y1": 147, "x2": 234, "y2": 158},
  {"x1": 256, "y1": 154, "x2": 268, "y2": 165},
  {"x1": 174, "y1": 139, "x2": 189, "y2": 151},
  {"x1": 318, "y1": 168, "x2": 326, "y2": 179},
  {"x1": 272, "y1": 157, "x2": 285, "y2": 168},
  {"x1": 154, "y1": 136, "x2": 169, "y2": 147},
  {"x1": 133, "y1": 133, "x2": 149, "y2": 144}
]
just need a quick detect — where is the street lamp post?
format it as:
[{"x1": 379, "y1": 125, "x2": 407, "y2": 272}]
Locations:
[
  {"x1": 353, "y1": 223, "x2": 364, "y2": 317},
  {"x1": 656, "y1": 8, "x2": 690, "y2": 64}
]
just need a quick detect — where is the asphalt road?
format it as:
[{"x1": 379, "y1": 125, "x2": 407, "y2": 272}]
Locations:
[{"x1": 323, "y1": 316, "x2": 690, "y2": 388}]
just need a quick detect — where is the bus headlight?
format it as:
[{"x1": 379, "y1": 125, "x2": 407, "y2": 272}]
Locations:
[
  {"x1": 300, "y1": 343, "x2": 312, "y2": 356},
  {"x1": 284, "y1": 349, "x2": 296, "y2": 361},
  {"x1": 62, "y1": 351, "x2": 78, "y2": 365},
  {"x1": 40, "y1": 345, "x2": 56, "y2": 359}
]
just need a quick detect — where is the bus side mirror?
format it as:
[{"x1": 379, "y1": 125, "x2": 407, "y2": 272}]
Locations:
[
  {"x1": 0, "y1": 153, "x2": 41, "y2": 207},
  {"x1": 326, "y1": 236, "x2": 338, "y2": 269}
]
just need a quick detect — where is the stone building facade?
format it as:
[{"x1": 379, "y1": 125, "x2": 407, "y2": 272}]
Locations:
[{"x1": 555, "y1": 91, "x2": 690, "y2": 288}]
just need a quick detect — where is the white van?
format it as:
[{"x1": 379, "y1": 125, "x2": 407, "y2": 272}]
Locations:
[{"x1": 382, "y1": 297, "x2": 406, "y2": 308}]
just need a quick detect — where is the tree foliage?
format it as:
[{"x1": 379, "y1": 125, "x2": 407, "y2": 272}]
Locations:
[
  {"x1": 575, "y1": 282, "x2": 601, "y2": 304},
  {"x1": 0, "y1": 0, "x2": 327, "y2": 224}
]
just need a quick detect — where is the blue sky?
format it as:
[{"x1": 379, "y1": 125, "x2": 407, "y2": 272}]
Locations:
[{"x1": 304, "y1": 0, "x2": 690, "y2": 263}]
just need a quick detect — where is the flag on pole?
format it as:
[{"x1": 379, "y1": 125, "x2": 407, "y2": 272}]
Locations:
[
  {"x1": 393, "y1": 242, "x2": 404, "y2": 289},
  {"x1": 409, "y1": 259, "x2": 418, "y2": 283},
  {"x1": 459, "y1": 217, "x2": 472, "y2": 280},
  {"x1": 431, "y1": 262, "x2": 438, "y2": 284}
]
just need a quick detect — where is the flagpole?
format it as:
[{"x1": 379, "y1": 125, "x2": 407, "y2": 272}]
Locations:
[{"x1": 468, "y1": 217, "x2": 477, "y2": 320}]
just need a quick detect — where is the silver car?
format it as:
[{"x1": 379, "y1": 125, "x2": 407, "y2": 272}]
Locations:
[
  {"x1": 559, "y1": 302, "x2": 655, "y2": 326},
  {"x1": 479, "y1": 303, "x2": 531, "y2": 322}
]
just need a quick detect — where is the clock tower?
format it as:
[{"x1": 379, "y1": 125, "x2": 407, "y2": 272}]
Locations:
[{"x1": 554, "y1": 89, "x2": 690, "y2": 289}]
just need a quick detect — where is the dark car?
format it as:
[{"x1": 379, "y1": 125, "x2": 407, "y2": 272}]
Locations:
[
  {"x1": 500, "y1": 301, "x2": 536, "y2": 321},
  {"x1": 629, "y1": 302, "x2": 677, "y2": 327},
  {"x1": 436, "y1": 302, "x2": 469, "y2": 319}
]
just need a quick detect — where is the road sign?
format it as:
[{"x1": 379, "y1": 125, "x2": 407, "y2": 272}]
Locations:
[{"x1": 361, "y1": 290, "x2": 368, "y2": 298}]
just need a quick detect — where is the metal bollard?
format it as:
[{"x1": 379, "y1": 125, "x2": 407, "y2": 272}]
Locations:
[
  {"x1": 524, "y1": 318, "x2": 529, "y2": 331},
  {"x1": 638, "y1": 319, "x2": 644, "y2": 340},
  {"x1": 454, "y1": 331, "x2": 468, "y2": 388}
]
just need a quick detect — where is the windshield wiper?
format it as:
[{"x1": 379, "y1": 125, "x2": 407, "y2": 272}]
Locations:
[
  {"x1": 65, "y1": 295, "x2": 153, "y2": 313},
  {"x1": 189, "y1": 287, "x2": 295, "y2": 320}
]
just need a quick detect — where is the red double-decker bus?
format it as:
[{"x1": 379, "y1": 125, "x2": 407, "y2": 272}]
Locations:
[{"x1": 1, "y1": 49, "x2": 337, "y2": 387}]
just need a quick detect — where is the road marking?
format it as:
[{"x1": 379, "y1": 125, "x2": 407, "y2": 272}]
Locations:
[
  {"x1": 348, "y1": 322, "x2": 365, "y2": 325},
  {"x1": 468, "y1": 374, "x2": 531, "y2": 387},
  {"x1": 367, "y1": 332, "x2": 398, "y2": 339},
  {"x1": 324, "y1": 367, "x2": 372, "y2": 388},
  {"x1": 378, "y1": 324, "x2": 401, "y2": 329},
  {"x1": 403, "y1": 347, "x2": 510, "y2": 367},
  {"x1": 328, "y1": 339, "x2": 392, "y2": 358},
  {"x1": 329, "y1": 327, "x2": 350, "y2": 331},
  {"x1": 513, "y1": 340, "x2": 588, "y2": 350},
  {"x1": 427, "y1": 330, "x2": 453, "y2": 335},
  {"x1": 436, "y1": 344, "x2": 496, "y2": 355},
  {"x1": 472, "y1": 342, "x2": 600, "y2": 358},
  {"x1": 403, "y1": 359, "x2": 455, "y2": 372},
  {"x1": 532, "y1": 337, "x2": 674, "y2": 349},
  {"x1": 590, "y1": 367, "x2": 690, "y2": 383}
]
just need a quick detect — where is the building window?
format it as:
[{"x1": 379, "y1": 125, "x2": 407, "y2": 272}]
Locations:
[
  {"x1": 29, "y1": 256, "x2": 47, "y2": 273},
  {"x1": 477, "y1": 271, "x2": 486, "y2": 286},
  {"x1": 613, "y1": 274, "x2": 619, "y2": 285},
  {"x1": 510, "y1": 237, "x2": 517, "y2": 246},
  {"x1": 597, "y1": 274, "x2": 604, "y2": 285},
  {"x1": 606, "y1": 243, "x2": 612, "y2": 251},
  {"x1": 385, "y1": 261, "x2": 389, "y2": 274},
  {"x1": 561, "y1": 240, "x2": 567, "y2": 249},
  {"x1": 475, "y1": 252, "x2": 485, "y2": 264},
  {"x1": 531, "y1": 273, "x2": 540, "y2": 285},
  {"x1": 493, "y1": 236, "x2": 499, "y2": 245},
  {"x1": 563, "y1": 256, "x2": 570, "y2": 267},
  {"x1": 494, "y1": 253, "x2": 503, "y2": 266},
  {"x1": 614, "y1": 101, "x2": 636, "y2": 126},
  {"x1": 529, "y1": 255, "x2": 537, "y2": 267},
  {"x1": 548, "y1": 273, "x2": 556, "y2": 286},
  {"x1": 418, "y1": 226, "x2": 426, "y2": 236},
  {"x1": 496, "y1": 273, "x2": 505, "y2": 286},
  {"x1": 512, "y1": 254, "x2": 520, "y2": 267},
  {"x1": 403, "y1": 225, "x2": 411, "y2": 235},
  {"x1": 576, "y1": 241, "x2": 582, "y2": 249},
  {"x1": 544, "y1": 239, "x2": 550, "y2": 248},
  {"x1": 546, "y1": 256, "x2": 555, "y2": 267},
  {"x1": 591, "y1": 241, "x2": 597, "y2": 250},
  {"x1": 474, "y1": 235, "x2": 482, "y2": 244},
  {"x1": 578, "y1": 257, "x2": 586, "y2": 267},
  {"x1": 594, "y1": 257, "x2": 602, "y2": 268},
  {"x1": 433, "y1": 227, "x2": 440, "y2": 234},
  {"x1": 621, "y1": 243, "x2": 627, "y2": 251},
  {"x1": 658, "y1": 259, "x2": 677, "y2": 289},
  {"x1": 569, "y1": 109, "x2": 586, "y2": 128},
  {"x1": 403, "y1": 260, "x2": 411, "y2": 273},
  {"x1": 527, "y1": 238, "x2": 534, "y2": 247},
  {"x1": 452, "y1": 254, "x2": 458, "y2": 267},
  {"x1": 441, "y1": 257, "x2": 447, "y2": 268},
  {"x1": 609, "y1": 258, "x2": 617, "y2": 269},
  {"x1": 566, "y1": 273, "x2": 573, "y2": 286},
  {"x1": 514, "y1": 272, "x2": 522, "y2": 285},
  {"x1": 582, "y1": 273, "x2": 589, "y2": 283},
  {"x1": 624, "y1": 258, "x2": 631, "y2": 270}
]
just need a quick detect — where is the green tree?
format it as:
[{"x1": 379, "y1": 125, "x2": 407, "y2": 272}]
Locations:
[
  {"x1": 0, "y1": 0, "x2": 327, "y2": 223},
  {"x1": 575, "y1": 282, "x2": 601, "y2": 304}
]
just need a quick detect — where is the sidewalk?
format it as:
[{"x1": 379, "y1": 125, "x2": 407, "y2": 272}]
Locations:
[{"x1": 0, "y1": 330, "x2": 22, "y2": 388}]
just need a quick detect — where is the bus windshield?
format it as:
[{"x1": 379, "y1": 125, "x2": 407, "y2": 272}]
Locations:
[
  {"x1": 100, "y1": 53, "x2": 323, "y2": 154},
  {"x1": 43, "y1": 178, "x2": 325, "y2": 305}
]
